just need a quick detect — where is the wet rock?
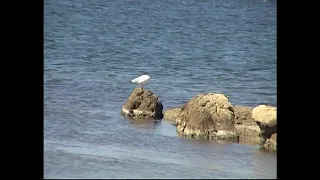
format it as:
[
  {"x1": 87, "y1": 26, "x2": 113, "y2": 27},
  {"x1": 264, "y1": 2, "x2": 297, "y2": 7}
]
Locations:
[
  {"x1": 121, "y1": 88, "x2": 163, "y2": 119},
  {"x1": 263, "y1": 133, "x2": 277, "y2": 151},
  {"x1": 176, "y1": 93, "x2": 239, "y2": 141}
]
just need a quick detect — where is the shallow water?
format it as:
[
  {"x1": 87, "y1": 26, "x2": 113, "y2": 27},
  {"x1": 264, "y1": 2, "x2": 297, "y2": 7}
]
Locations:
[{"x1": 44, "y1": 0, "x2": 277, "y2": 178}]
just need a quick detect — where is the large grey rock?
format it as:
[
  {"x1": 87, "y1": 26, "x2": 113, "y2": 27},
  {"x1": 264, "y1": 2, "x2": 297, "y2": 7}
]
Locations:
[{"x1": 121, "y1": 88, "x2": 163, "y2": 119}]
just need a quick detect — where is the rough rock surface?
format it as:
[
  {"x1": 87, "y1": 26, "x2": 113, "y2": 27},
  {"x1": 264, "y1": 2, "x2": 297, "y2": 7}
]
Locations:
[
  {"x1": 176, "y1": 93, "x2": 239, "y2": 141},
  {"x1": 252, "y1": 105, "x2": 277, "y2": 124},
  {"x1": 263, "y1": 133, "x2": 277, "y2": 151},
  {"x1": 163, "y1": 107, "x2": 182, "y2": 121},
  {"x1": 252, "y1": 105, "x2": 277, "y2": 150},
  {"x1": 233, "y1": 105, "x2": 261, "y2": 144},
  {"x1": 121, "y1": 88, "x2": 163, "y2": 119}
]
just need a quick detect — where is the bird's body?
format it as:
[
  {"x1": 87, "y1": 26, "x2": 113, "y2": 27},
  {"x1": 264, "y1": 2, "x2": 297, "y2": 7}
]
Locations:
[{"x1": 131, "y1": 74, "x2": 150, "y2": 89}]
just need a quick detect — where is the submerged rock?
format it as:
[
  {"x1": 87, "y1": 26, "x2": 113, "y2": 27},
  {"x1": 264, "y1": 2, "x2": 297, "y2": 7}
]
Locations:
[
  {"x1": 176, "y1": 93, "x2": 239, "y2": 141},
  {"x1": 252, "y1": 105, "x2": 277, "y2": 151},
  {"x1": 121, "y1": 88, "x2": 163, "y2": 119}
]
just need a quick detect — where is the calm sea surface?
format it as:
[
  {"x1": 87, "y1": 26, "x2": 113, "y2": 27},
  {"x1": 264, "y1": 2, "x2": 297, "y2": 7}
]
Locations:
[{"x1": 44, "y1": 0, "x2": 277, "y2": 178}]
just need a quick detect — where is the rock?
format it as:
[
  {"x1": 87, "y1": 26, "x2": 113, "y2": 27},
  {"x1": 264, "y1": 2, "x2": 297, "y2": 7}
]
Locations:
[
  {"x1": 252, "y1": 105, "x2": 277, "y2": 124},
  {"x1": 233, "y1": 105, "x2": 261, "y2": 144},
  {"x1": 263, "y1": 133, "x2": 277, "y2": 151},
  {"x1": 176, "y1": 93, "x2": 239, "y2": 141},
  {"x1": 163, "y1": 107, "x2": 182, "y2": 121},
  {"x1": 252, "y1": 105, "x2": 277, "y2": 150},
  {"x1": 121, "y1": 88, "x2": 163, "y2": 119}
]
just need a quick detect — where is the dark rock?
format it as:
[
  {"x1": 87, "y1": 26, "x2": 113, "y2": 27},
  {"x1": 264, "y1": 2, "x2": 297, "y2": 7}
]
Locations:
[{"x1": 121, "y1": 88, "x2": 163, "y2": 119}]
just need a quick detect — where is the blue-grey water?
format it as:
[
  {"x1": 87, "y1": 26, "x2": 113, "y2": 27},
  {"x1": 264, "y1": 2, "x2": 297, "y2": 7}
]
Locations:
[{"x1": 44, "y1": 0, "x2": 277, "y2": 178}]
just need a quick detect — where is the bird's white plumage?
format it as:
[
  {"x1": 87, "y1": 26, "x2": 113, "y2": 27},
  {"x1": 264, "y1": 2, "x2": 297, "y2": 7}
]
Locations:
[{"x1": 131, "y1": 75, "x2": 150, "y2": 85}]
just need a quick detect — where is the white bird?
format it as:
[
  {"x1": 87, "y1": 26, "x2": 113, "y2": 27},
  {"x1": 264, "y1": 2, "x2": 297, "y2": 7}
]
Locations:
[{"x1": 131, "y1": 74, "x2": 150, "y2": 90}]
